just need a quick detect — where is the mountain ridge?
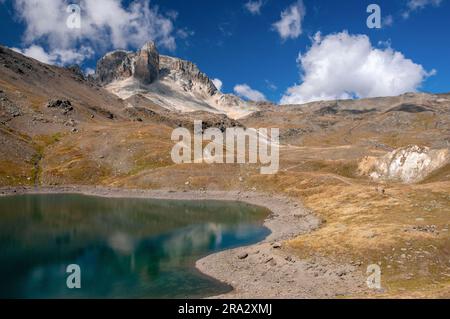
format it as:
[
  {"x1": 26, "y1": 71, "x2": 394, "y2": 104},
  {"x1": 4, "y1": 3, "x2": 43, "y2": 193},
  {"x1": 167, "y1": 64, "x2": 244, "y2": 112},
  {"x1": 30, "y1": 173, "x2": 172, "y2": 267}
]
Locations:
[
  {"x1": 1, "y1": 43, "x2": 450, "y2": 298},
  {"x1": 95, "y1": 42, "x2": 258, "y2": 119}
]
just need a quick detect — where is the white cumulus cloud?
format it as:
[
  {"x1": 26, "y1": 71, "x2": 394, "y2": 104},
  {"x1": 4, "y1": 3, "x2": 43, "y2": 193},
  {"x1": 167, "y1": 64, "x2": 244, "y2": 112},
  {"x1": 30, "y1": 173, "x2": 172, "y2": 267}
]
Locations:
[
  {"x1": 12, "y1": 45, "x2": 55, "y2": 64},
  {"x1": 272, "y1": 0, "x2": 306, "y2": 40},
  {"x1": 234, "y1": 84, "x2": 266, "y2": 102},
  {"x1": 244, "y1": 1, "x2": 264, "y2": 15},
  {"x1": 12, "y1": 45, "x2": 94, "y2": 65},
  {"x1": 212, "y1": 78, "x2": 223, "y2": 91},
  {"x1": 280, "y1": 31, "x2": 434, "y2": 105},
  {"x1": 12, "y1": 0, "x2": 178, "y2": 65}
]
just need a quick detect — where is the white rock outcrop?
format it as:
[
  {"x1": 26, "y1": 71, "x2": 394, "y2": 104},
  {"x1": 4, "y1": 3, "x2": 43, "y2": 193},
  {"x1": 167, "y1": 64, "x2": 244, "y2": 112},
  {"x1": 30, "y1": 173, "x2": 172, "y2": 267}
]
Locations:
[{"x1": 359, "y1": 145, "x2": 449, "y2": 183}]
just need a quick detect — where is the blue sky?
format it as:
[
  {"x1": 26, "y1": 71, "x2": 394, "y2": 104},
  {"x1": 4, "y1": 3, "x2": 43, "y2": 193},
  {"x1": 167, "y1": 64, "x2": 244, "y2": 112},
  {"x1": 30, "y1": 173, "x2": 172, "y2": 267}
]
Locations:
[{"x1": 0, "y1": 0, "x2": 449, "y2": 103}]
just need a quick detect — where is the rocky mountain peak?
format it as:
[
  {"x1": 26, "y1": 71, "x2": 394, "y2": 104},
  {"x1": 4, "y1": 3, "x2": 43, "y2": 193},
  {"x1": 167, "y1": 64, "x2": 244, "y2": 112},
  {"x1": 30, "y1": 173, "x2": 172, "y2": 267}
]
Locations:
[
  {"x1": 159, "y1": 55, "x2": 218, "y2": 97},
  {"x1": 134, "y1": 41, "x2": 159, "y2": 85},
  {"x1": 96, "y1": 41, "x2": 159, "y2": 85},
  {"x1": 95, "y1": 42, "x2": 216, "y2": 94},
  {"x1": 96, "y1": 41, "x2": 256, "y2": 119},
  {"x1": 140, "y1": 41, "x2": 158, "y2": 52}
]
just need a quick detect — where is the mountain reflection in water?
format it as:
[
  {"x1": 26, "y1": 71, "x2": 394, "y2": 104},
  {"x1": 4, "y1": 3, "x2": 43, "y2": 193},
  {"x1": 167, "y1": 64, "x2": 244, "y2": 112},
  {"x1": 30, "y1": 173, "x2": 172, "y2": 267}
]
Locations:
[{"x1": 0, "y1": 194, "x2": 270, "y2": 298}]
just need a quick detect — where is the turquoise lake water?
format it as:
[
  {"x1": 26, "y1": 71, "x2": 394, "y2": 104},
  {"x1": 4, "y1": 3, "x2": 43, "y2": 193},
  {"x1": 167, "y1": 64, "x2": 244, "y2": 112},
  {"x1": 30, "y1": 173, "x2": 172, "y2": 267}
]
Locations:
[{"x1": 0, "y1": 194, "x2": 270, "y2": 298}]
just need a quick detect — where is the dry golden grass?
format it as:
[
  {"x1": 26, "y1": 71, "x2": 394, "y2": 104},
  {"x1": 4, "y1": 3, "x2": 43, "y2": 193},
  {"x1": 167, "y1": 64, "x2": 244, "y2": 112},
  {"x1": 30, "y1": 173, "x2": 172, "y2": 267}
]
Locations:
[{"x1": 1, "y1": 84, "x2": 449, "y2": 297}]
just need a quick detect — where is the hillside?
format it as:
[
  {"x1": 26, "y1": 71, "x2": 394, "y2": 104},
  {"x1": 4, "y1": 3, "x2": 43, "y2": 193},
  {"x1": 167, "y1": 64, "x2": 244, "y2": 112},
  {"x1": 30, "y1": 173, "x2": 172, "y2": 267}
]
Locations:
[{"x1": 1, "y1": 45, "x2": 449, "y2": 298}]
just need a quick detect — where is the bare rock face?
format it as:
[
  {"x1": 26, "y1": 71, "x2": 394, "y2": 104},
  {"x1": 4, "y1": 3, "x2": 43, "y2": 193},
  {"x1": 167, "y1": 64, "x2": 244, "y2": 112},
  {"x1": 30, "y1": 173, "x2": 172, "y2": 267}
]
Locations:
[
  {"x1": 95, "y1": 42, "x2": 159, "y2": 85},
  {"x1": 359, "y1": 145, "x2": 450, "y2": 183},
  {"x1": 215, "y1": 94, "x2": 244, "y2": 107},
  {"x1": 96, "y1": 50, "x2": 134, "y2": 85},
  {"x1": 159, "y1": 55, "x2": 217, "y2": 97},
  {"x1": 133, "y1": 42, "x2": 159, "y2": 84}
]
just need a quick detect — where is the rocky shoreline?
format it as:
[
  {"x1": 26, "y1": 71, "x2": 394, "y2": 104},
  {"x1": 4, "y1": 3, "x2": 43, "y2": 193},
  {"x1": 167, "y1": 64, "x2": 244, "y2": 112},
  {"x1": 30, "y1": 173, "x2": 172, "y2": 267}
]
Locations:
[{"x1": 0, "y1": 186, "x2": 370, "y2": 298}]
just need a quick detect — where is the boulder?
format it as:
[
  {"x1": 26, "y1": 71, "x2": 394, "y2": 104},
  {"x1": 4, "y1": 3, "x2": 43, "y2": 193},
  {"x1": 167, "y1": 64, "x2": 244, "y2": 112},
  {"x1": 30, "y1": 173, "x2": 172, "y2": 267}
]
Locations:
[
  {"x1": 272, "y1": 242, "x2": 282, "y2": 249},
  {"x1": 237, "y1": 252, "x2": 249, "y2": 260},
  {"x1": 46, "y1": 99, "x2": 73, "y2": 114}
]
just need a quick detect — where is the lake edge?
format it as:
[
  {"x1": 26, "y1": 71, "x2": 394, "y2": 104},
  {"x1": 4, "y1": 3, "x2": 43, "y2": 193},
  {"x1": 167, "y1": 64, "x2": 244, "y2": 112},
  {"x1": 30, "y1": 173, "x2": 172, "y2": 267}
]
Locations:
[{"x1": 0, "y1": 186, "x2": 320, "y2": 298}]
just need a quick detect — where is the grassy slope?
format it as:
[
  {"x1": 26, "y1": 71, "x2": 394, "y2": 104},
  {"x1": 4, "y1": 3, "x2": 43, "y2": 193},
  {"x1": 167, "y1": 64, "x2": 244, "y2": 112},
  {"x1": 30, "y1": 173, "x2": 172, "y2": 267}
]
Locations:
[
  {"x1": 23, "y1": 115, "x2": 447, "y2": 298},
  {"x1": 1, "y1": 46, "x2": 449, "y2": 298},
  {"x1": 1, "y1": 106, "x2": 448, "y2": 299}
]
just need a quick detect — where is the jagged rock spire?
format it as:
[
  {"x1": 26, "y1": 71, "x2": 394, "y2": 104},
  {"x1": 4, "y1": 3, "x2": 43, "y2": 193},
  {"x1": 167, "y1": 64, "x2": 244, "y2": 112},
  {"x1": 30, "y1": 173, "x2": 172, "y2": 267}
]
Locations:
[
  {"x1": 96, "y1": 41, "x2": 160, "y2": 85},
  {"x1": 134, "y1": 41, "x2": 159, "y2": 85}
]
